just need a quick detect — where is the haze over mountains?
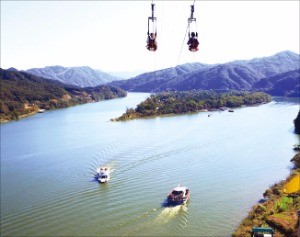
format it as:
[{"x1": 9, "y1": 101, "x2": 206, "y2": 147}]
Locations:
[
  {"x1": 25, "y1": 66, "x2": 123, "y2": 87},
  {"x1": 108, "y1": 70, "x2": 146, "y2": 79},
  {"x1": 109, "y1": 51, "x2": 300, "y2": 96}
]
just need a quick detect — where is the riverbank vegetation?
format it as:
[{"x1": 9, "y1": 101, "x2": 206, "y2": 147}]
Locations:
[
  {"x1": 232, "y1": 152, "x2": 300, "y2": 237},
  {"x1": 294, "y1": 111, "x2": 300, "y2": 134},
  {"x1": 113, "y1": 90, "x2": 271, "y2": 121},
  {"x1": 0, "y1": 69, "x2": 127, "y2": 122}
]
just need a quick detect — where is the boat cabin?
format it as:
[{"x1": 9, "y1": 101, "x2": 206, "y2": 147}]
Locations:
[
  {"x1": 96, "y1": 166, "x2": 110, "y2": 183},
  {"x1": 171, "y1": 187, "x2": 188, "y2": 197},
  {"x1": 167, "y1": 185, "x2": 190, "y2": 205}
]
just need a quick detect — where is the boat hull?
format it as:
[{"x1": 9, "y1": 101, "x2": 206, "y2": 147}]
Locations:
[
  {"x1": 97, "y1": 174, "x2": 109, "y2": 183},
  {"x1": 166, "y1": 197, "x2": 188, "y2": 206},
  {"x1": 98, "y1": 178, "x2": 109, "y2": 183}
]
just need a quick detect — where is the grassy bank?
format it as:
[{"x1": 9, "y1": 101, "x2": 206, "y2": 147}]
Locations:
[{"x1": 232, "y1": 152, "x2": 300, "y2": 237}]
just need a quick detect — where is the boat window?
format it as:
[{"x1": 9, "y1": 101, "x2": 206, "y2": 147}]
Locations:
[
  {"x1": 172, "y1": 190, "x2": 183, "y2": 195},
  {"x1": 101, "y1": 175, "x2": 107, "y2": 178}
]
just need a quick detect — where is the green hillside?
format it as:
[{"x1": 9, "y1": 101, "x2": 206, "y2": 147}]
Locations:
[{"x1": 0, "y1": 68, "x2": 127, "y2": 122}]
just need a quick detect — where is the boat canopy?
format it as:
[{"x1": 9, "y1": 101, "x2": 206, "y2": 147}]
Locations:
[
  {"x1": 252, "y1": 227, "x2": 274, "y2": 234},
  {"x1": 173, "y1": 186, "x2": 187, "y2": 192}
]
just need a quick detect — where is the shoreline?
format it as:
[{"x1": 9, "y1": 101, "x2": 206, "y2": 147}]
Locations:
[
  {"x1": 112, "y1": 91, "x2": 272, "y2": 122},
  {"x1": 112, "y1": 103, "x2": 268, "y2": 122},
  {"x1": 232, "y1": 152, "x2": 300, "y2": 237},
  {"x1": 0, "y1": 109, "x2": 40, "y2": 124}
]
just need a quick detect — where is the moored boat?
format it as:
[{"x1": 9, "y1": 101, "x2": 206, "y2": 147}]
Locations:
[
  {"x1": 251, "y1": 227, "x2": 274, "y2": 237},
  {"x1": 166, "y1": 184, "x2": 190, "y2": 206},
  {"x1": 96, "y1": 166, "x2": 110, "y2": 183}
]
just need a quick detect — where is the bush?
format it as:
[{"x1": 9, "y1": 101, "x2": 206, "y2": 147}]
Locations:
[{"x1": 274, "y1": 196, "x2": 293, "y2": 212}]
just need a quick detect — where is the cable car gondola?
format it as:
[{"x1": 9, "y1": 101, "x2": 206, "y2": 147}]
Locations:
[
  {"x1": 146, "y1": 1, "x2": 157, "y2": 51},
  {"x1": 187, "y1": 3, "x2": 199, "y2": 52}
]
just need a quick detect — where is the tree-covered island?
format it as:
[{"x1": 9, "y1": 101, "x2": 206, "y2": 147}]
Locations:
[{"x1": 112, "y1": 90, "x2": 272, "y2": 121}]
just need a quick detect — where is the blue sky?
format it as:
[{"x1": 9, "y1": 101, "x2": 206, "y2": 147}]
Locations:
[{"x1": 1, "y1": 1, "x2": 299, "y2": 73}]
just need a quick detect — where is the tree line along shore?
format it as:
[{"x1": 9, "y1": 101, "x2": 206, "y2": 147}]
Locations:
[
  {"x1": 112, "y1": 90, "x2": 272, "y2": 121},
  {"x1": 0, "y1": 68, "x2": 127, "y2": 122}
]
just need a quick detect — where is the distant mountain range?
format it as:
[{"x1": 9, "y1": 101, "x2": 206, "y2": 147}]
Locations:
[
  {"x1": 24, "y1": 66, "x2": 123, "y2": 87},
  {"x1": 4, "y1": 50, "x2": 300, "y2": 97},
  {"x1": 109, "y1": 51, "x2": 300, "y2": 96}
]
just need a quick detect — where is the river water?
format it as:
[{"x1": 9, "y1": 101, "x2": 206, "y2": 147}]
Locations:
[{"x1": 1, "y1": 93, "x2": 299, "y2": 236}]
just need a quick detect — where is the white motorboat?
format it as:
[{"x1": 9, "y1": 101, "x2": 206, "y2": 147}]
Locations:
[{"x1": 96, "y1": 166, "x2": 110, "y2": 183}]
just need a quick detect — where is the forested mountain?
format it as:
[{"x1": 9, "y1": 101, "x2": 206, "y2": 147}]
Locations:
[
  {"x1": 110, "y1": 63, "x2": 216, "y2": 92},
  {"x1": 0, "y1": 69, "x2": 126, "y2": 121},
  {"x1": 253, "y1": 69, "x2": 300, "y2": 97},
  {"x1": 26, "y1": 66, "x2": 123, "y2": 87},
  {"x1": 109, "y1": 51, "x2": 300, "y2": 96}
]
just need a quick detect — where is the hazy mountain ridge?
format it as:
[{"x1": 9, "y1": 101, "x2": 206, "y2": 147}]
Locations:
[
  {"x1": 231, "y1": 50, "x2": 299, "y2": 77},
  {"x1": 26, "y1": 66, "x2": 123, "y2": 87},
  {"x1": 109, "y1": 51, "x2": 300, "y2": 96},
  {"x1": 6, "y1": 51, "x2": 300, "y2": 96},
  {"x1": 110, "y1": 62, "x2": 216, "y2": 92}
]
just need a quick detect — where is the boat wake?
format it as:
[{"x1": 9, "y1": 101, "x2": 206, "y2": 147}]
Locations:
[
  {"x1": 155, "y1": 205, "x2": 182, "y2": 224},
  {"x1": 121, "y1": 204, "x2": 188, "y2": 236},
  {"x1": 155, "y1": 204, "x2": 188, "y2": 228}
]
